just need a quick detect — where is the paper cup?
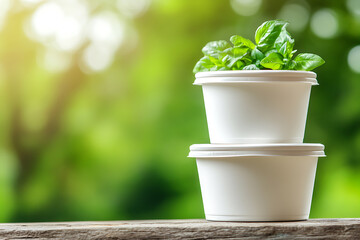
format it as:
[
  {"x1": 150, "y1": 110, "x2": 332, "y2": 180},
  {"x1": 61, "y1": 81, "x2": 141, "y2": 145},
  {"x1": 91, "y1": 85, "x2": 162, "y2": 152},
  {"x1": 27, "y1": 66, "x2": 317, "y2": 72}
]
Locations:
[
  {"x1": 189, "y1": 143, "x2": 325, "y2": 221},
  {"x1": 194, "y1": 70, "x2": 318, "y2": 143}
]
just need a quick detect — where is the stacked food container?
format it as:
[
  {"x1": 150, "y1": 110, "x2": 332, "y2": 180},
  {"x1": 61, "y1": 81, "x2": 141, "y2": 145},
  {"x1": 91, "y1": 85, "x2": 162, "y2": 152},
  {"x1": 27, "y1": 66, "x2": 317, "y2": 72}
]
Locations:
[{"x1": 189, "y1": 70, "x2": 325, "y2": 221}]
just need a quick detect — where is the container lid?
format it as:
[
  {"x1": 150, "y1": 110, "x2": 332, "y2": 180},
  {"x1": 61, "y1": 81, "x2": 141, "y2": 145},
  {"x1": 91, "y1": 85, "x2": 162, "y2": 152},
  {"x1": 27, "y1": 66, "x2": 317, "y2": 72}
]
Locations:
[
  {"x1": 194, "y1": 70, "x2": 318, "y2": 85},
  {"x1": 188, "y1": 143, "x2": 325, "y2": 158}
]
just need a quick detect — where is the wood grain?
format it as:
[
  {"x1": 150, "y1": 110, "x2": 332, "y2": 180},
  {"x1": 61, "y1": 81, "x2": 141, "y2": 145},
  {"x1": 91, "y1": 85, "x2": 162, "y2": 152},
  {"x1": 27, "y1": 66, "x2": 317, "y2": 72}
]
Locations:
[{"x1": 0, "y1": 219, "x2": 359, "y2": 239}]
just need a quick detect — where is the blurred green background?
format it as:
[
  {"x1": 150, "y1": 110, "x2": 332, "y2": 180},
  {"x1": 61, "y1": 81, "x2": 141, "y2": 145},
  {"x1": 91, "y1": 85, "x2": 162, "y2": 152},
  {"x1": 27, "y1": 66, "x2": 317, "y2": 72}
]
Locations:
[{"x1": 0, "y1": 0, "x2": 360, "y2": 222}]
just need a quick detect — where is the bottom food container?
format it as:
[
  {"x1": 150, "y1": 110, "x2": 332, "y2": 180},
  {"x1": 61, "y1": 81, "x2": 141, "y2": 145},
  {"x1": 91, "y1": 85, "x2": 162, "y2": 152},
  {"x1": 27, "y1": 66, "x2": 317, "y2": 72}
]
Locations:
[{"x1": 188, "y1": 143, "x2": 325, "y2": 221}]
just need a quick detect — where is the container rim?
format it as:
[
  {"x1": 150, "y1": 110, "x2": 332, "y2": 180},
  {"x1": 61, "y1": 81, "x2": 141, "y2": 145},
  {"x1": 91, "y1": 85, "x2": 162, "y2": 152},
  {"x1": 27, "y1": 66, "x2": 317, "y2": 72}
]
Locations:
[
  {"x1": 194, "y1": 70, "x2": 318, "y2": 85},
  {"x1": 188, "y1": 143, "x2": 326, "y2": 158}
]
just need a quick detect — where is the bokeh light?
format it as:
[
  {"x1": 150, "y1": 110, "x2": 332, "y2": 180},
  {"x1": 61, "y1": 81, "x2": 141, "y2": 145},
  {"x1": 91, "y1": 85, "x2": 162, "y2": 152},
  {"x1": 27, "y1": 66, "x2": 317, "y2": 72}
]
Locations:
[
  {"x1": 30, "y1": 2, "x2": 64, "y2": 38},
  {"x1": 87, "y1": 11, "x2": 125, "y2": 51},
  {"x1": 347, "y1": 0, "x2": 360, "y2": 16},
  {"x1": 348, "y1": 45, "x2": 360, "y2": 74},
  {"x1": 116, "y1": 0, "x2": 151, "y2": 18},
  {"x1": 0, "y1": 0, "x2": 11, "y2": 31},
  {"x1": 310, "y1": 9, "x2": 338, "y2": 39},
  {"x1": 81, "y1": 43, "x2": 115, "y2": 72},
  {"x1": 25, "y1": 1, "x2": 128, "y2": 73},
  {"x1": 83, "y1": 11, "x2": 125, "y2": 72},
  {"x1": 20, "y1": 0, "x2": 43, "y2": 8},
  {"x1": 28, "y1": 0, "x2": 88, "y2": 51},
  {"x1": 230, "y1": 0, "x2": 262, "y2": 16},
  {"x1": 277, "y1": 2, "x2": 310, "y2": 32},
  {"x1": 54, "y1": 16, "x2": 84, "y2": 52}
]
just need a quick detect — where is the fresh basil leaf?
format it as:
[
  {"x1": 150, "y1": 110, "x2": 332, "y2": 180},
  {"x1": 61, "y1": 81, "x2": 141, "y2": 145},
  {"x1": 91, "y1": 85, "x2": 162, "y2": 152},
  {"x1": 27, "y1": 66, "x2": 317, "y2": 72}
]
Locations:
[
  {"x1": 231, "y1": 61, "x2": 245, "y2": 70},
  {"x1": 260, "y1": 52, "x2": 284, "y2": 70},
  {"x1": 193, "y1": 20, "x2": 325, "y2": 74},
  {"x1": 223, "y1": 46, "x2": 249, "y2": 56},
  {"x1": 278, "y1": 41, "x2": 295, "y2": 58},
  {"x1": 236, "y1": 61, "x2": 244, "y2": 69},
  {"x1": 274, "y1": 26, "x2": 295, "y2": 58},
  {"x1": 264, "y1": 49, "x2": 278, "y2": 57},
  {"x1": 251, "y1": 47, "x2": 264, "y2": 61},
  {"x1": 255, "y1": 20, "x2": 287, "y2": 52},
  {"x1": 221, "y1": 55, "x2": 236, "y2": 68},
  {"x1": 230, "y1": 35, "x2": 255, "y2": 49},
  {"x1": 255, "y1": 60, "x2": 262, "y2": 68},
  {"x1": 278, "y1": 42, "x2": 289, "y2": 57},
  {"x1": 209, "y1": 55, "x2": 224, "y2": 66},
  {"x1": 222, "y1": 46, "x2": 249, "y2": 68},
  {"x1": 275, "y1": 27, "x2": 293, "y2": 47},
  {"x1": 287, "y1": 60, "x2": 297, "y2": 70},
  {"x1": 243, "y1": 64, "x2": 260, "y2": 70},
  {"x1": 243, "y1": 55, "x2": 253, "y2": 65},
  {"x1": 217, "y1": 66, "x2": 229, "y2": 71},
  {"x1": 193, "y1": 56, "x2": 216, "y2": 73},
  {"x1": 202, "y1": 40, "x2": 231, "y2": 56},
  {"x1": 255, "y1": 20, "x2": 274, "y2": 44},
  {"x1": 292, "y1": 53, "x2": 325, "y2": 71}
]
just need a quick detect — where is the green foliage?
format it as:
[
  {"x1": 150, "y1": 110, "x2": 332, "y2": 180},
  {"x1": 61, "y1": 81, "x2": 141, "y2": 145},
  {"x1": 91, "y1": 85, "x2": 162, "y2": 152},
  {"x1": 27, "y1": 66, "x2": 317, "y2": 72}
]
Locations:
[
  {"x1": 260, "y1": 52, "x2": 284, "y2": 70},
  {"x1": 255, "y1": 20, "x2": 287, "y2": 52},
  {"x1": 193, "y1": 20, "x2": 325, "y2": 73},
  {"x1": 230, "y1": 35, "x2": 255, "y2": 49},
  {"x1": 291, "y1": 53, "x2": 326, "y2": 71}
]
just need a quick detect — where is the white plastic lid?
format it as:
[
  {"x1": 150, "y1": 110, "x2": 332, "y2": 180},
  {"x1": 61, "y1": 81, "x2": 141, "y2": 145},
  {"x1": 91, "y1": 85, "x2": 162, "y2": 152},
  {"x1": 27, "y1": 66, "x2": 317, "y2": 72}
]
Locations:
[
  {"x1": 188, "y1": 143, "x2": 325, "y2": 158},
  {"x1": 194, "y1": 70, "x2": 318, "y2": 85}
]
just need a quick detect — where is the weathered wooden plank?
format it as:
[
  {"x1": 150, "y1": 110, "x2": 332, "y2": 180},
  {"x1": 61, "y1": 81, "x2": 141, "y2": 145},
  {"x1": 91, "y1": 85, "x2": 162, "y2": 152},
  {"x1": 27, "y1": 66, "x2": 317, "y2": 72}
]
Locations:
[{"x1": 0, "y1": 219, "x2": 359, "y2": 240}]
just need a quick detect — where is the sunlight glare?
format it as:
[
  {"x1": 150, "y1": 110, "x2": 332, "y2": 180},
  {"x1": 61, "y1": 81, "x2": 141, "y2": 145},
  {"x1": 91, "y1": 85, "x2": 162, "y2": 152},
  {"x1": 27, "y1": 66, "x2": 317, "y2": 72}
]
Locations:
[
  {"x1": 0, "y1": 0, "x2": 11, "y2": 31},
  {"x1": 88, "y1": 12, "x2": 125, "y2": 50},
  {"x1": 278, "y1": 3, "x2": 310, "y2": 32},
  {"x1": 31, "y1": 2, "x2": 64, "y2": 38},
  {"x1": 348, "y1": 45, "x2": 360, "y2": 74},
  {"x1": 230, "y1": 0, "x2": 262, "y2": 16},
  {"x1": 82, "y1": 43, "x2": 114, "y2": 72},
  {"x1": 116, "y1": 0, "x2": 151, "y2": 18},
  {"x1": 310, "y1": 9, "x2": 338, "y2": 39}
]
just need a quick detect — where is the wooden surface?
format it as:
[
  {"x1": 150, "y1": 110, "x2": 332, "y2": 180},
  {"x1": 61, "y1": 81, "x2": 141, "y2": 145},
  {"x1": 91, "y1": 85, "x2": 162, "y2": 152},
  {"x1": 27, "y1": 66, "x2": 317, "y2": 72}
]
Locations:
[{"x1": 0, "y1": 219, "x2": 359, "y2": 239}]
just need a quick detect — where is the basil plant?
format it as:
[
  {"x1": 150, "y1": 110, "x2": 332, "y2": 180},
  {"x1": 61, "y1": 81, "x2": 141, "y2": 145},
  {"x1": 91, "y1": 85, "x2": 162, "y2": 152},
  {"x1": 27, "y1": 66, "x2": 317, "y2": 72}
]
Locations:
[{"x1": 193, "y1": 20, "x2": 325, "y2": 74}]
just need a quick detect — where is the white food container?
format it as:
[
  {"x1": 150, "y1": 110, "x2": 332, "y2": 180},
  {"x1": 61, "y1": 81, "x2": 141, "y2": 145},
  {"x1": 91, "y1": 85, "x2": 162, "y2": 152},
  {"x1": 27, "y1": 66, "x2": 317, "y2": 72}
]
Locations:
[
  {"x1": 194, "y1": 70, "x2": 318, "y2": 143},
  {"x1": 189, "y1": 143, "x2": 325, "y2": 222}
]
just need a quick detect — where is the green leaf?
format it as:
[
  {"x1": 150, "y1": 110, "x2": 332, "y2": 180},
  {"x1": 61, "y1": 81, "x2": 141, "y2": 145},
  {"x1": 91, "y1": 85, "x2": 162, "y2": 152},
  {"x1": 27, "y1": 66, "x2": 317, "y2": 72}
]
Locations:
[
  {"x1": 217, "y1": 66, "x2": 229, "y2": 71},
  {"x1": 202, "y1": 40, "x2": 231, "y2": 56},
  {"x1": 231, "y1": 61, "x2": 245, "y2": 70},
  {"x1": 255, "y1": 20, "x2": 287, "y2": 52},
  {"x1": 193, "y1": 19, "x2": 325, "y2": 74},
  {"x1": 251, "y1": 47, "x2": 264, "y2": 61},
  {"x1": 236, "y1": 61, "x2": 244, "y2": 69},
  {"x1": 242, "y1": 55, "x2": 253, "y2": 65},
  {"x1": 230, "y1": 35, "x2": 255, "y2": 49},
  {"x1": 222, "y1": 46, "x2": 249, "y2": 68},
  {"x1": 264, "y1": 49, "x2": 278, "y2": 57},
  {"x1": 260, "y1": 52, "x2": 284, "y2": 70},
  {"x1": 292, "y1": 53, "x2": 325, "y2": 71},
  {"x1": 274, "y1": 26, "x2": 295, "y2": 58},
  {"x1": 243, "y1": 64, "x2": 260, "y2": 70},
  {"x1": 209, "y1": 56, "x2": 224, "y2": 66},
  {"x1": 287, "y1": 60, "x2": 297, "y2": 70},
  {"x1": 193, "y1": 56, "x2": 216, "y2": 73},
  {"x1": 278, "y1": 42, "x2": 290, "y2": 57},
  {"x1": 255, "y1": 60, "x2": 262, "y2": 68},
  {"x1": 223, "y1": 46, "x2": 249, "y2": 56},
  {"x1": 278, "y1": 41, "x2": 295, "y2": 59}
]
